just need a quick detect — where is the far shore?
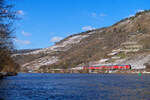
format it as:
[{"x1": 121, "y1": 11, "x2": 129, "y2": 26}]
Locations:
[
  {"x1": 20, "y1": 69, "x2": 150, "y2": 74},
  {"x1": 1, "y1": 70, "x2": 150, "y2": 78}
]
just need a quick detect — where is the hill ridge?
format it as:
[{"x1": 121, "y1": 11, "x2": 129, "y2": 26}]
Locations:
[{"x1": 13, "y1": 10, "x2": 150, "y2": 72}]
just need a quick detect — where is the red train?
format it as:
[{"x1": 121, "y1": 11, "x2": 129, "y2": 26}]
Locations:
[{"x1": 83, "y1": 65, "x2": 131, "y2": 70}]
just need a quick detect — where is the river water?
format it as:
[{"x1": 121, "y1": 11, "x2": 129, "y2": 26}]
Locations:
[{"x1": 0, "y1": 73, "x2": 150, "y2": 100}]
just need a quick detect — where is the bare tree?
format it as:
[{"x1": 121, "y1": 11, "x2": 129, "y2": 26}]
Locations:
[{"x1": 0, "y1": 0, "x2": 19, "y2": 72}]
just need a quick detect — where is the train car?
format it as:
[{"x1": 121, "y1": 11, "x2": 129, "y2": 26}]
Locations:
[{"x1": 83, "y1": 65, "x2": 131, "y2": 70}]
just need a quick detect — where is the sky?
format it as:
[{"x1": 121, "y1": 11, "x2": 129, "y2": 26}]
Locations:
[{"x1": 13, "y1": 0, "x2": 150, "y2": 49}]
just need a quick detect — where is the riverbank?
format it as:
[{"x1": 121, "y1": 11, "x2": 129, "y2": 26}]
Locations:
[
  {"x1": 34, "y1": 69, "x2": 150, "y2": 74},
  {"x1": 0, "y1": 72, "x2": 18, "y2": 79}
]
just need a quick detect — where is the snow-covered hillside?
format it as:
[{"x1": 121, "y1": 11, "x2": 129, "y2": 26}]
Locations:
[{"x1": 13, "y1": 10, "x2": 150, "y2": 72}]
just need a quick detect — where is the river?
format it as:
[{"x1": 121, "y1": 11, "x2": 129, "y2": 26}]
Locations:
[{"x1": 0, "y1": 73, "x2": 150, "y2": 100}]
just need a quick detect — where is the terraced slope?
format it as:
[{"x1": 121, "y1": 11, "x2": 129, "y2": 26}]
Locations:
[{"x1": 13, "y1": 10, "x2": 150, "y2": 72}]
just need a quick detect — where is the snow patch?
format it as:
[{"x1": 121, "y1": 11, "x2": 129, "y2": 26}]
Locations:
[
  {"x1": 118, "y1": 20, "x2": 130, "y2": 26},
  {"x1": 61, "y1": 35, "x2": 89, "y2": 46},
  {"x1": 88, "y1": 31, "x2": 95, "y2": 34},
  {"x1": 13, "y1": 34, "x2": 89, "y2": 56},
  {"x1": 98, "y1": 59, "x2": 109, "y2": 63},
  {"x1": 114, "y1": 54, "x2": 150, "y2": 69},
  {"x1": 71, "y1": 67, "x2": 83, "y2": 70},
  {"x1": 107, "y1": 52, "x2": 118, "y2": 56},
  {"x1": 48, "y1": 35, "x2": 89, "y2": 51},
  {"x1": 22, "y1": 56, "x2": 58, "y2": 70}
]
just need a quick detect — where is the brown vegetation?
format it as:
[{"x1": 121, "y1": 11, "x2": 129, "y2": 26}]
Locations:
[{"x1": 0, "y1": 0, "x2": 20, "y2": 73}]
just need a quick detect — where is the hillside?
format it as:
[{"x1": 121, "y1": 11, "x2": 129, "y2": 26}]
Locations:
[{"x1": 13, "y1": 10, "x2": 150, "y2": 72}]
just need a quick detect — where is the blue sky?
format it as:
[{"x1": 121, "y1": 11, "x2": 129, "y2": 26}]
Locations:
[{"x1": 13, "y1": 0, "x2": 150, "y2": 49}]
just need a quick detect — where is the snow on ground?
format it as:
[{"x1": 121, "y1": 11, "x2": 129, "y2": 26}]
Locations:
[
  {"x1": 107, "y1": 52, "x2": 118, "y2": 56},
  {"x1": 98, "y1": 59, "x2": 109, "y2": 63},
  {"x1": 89, "y1": 52, "x2": 150, "y2": 69},
  {"x1": 22, "y1": 56, "x2": 58, "y2": 70},
  {"x1": 110, "y1": 53, "x2": 150, "y2": 69},
  {"x1": 118, "y1": 19, "x2": 130, "y2": 26},
  {"x1": 12, "y1": 48, "x2": 52, "y2": 56},
  {"x1": 13, "y1": 34, "x2": 89, "y2": 56},
  {"x1": 49, "y1": 35, "x2": 89, "y2": 51},
  {"x1": 71, "y1": 67, "x2": 83, "y2": 70},
  {"x1": 119, "y1": 54, "x2": 150, "y2": 69},
  {"x1": 14, "y1": 34, "x2": 90, "y2": 71}
]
